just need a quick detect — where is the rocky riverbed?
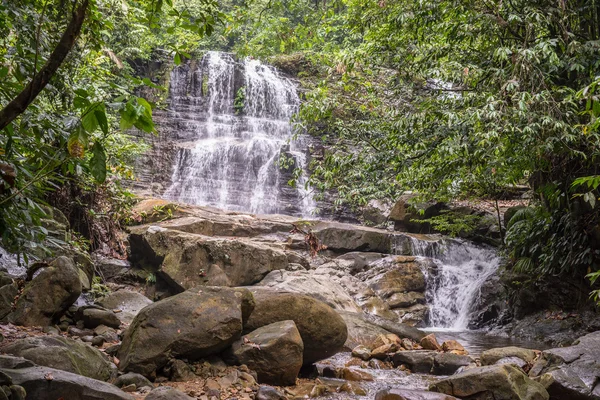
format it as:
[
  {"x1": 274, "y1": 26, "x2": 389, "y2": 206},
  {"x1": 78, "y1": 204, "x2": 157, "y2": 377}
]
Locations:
[{"x1": 0, "y1": 200, "x2": 598, "y2": 400}]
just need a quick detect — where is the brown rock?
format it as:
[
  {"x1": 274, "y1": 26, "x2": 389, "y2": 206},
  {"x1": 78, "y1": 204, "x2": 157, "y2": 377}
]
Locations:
[
  {"x1": 339, "y1": 368, "x2": 374, "y2": 381},
  {"x1": 420, "y1": 334, "x2": 442, "y2": 351},
  {"x1": 442, "y1": 340, "x2": 467, "y2": 355}
]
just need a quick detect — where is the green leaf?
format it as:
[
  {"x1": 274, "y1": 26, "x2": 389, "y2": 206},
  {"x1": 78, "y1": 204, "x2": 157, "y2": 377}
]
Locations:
[
  {"x1": 82, "y1": 108, "x2": 99, "y2": 133},
  {"x1": 174, "y1": 52, "x2": 182, "y2": 66},
  {"x1": 90, "y1": 142, "x2": 107, "y2": 183},
  {"x1": 94, "y1": 105, "x2": 109, "y2": 135}
]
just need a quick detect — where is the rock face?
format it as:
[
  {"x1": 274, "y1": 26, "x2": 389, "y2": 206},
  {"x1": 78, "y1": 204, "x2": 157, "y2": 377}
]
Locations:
[
  {"x1": 2, "y1": 365, "x2": 133, "y2": 400},
  {"x1": 117, "y1": 286, "x2": 253, "y2": 377},
  {"x1": 225, "y1": 320, "x2": 303, "y2": 386},
  {"x1": 244, "y1": 288, "x2": 347, "y2": 365},
  {"x1": 0, "y1": 336, "x2": 116, "y2": 381},
  {"x1": 529, "y1": 331, "x2": 600, "y2": 400},
  {"x1": 129, "y1": 225, "x2": 289, "y2": 291},
  {"x1": 97, "y1": 290, "x2": 153, "y2": 325},
  {"x1": 430, "y1": 364, "x2": 549, "y2": 400},
  {"x1": 3, "y1": 256, "x2": 81, "y2": 326},
  {"x1": 375, "y1": 388, "x2": 459, "y2": 400}
]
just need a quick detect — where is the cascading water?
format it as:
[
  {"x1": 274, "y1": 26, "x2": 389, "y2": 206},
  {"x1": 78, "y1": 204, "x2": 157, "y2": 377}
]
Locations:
[
  {"x1": 163, "y1": 51, "x2": 315, "y2": 216},
  {"x1": 408, "y1": 237, "x2": 501, "y2": 331}
]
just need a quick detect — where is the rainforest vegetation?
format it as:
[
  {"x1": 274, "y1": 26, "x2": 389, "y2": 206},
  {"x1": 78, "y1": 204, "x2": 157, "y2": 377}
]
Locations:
[{"x1": 0, "y1": 0, "x2": 599, "y2": 299}]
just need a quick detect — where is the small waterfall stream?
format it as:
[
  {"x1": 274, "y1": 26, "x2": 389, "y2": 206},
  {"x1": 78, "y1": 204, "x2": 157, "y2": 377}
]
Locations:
[
  {"x1": 163, "y1": 51, "x2": 315, "y2": 216},
  {"x1": 408, "y1": 237, "x2": 501, "y2": 331}
]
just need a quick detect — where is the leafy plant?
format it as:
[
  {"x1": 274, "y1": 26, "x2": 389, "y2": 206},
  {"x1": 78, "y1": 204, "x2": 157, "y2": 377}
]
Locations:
[{"x1": 234, "y1": 86, "x2": 246, "y2": 115}]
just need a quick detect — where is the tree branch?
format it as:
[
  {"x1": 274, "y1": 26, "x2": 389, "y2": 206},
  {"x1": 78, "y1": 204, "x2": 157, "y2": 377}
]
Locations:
[{"x1": 0, "y1": 0, "x2": 89, "y2": 131}]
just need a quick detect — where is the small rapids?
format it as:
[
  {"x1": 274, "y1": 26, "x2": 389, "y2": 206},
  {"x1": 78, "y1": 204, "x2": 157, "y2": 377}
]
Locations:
[{"x1": 408, "y1": 236, "x2": 501, "y2": 330}]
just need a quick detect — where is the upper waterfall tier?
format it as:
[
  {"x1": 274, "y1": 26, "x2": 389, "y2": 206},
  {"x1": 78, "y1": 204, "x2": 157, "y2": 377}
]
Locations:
[{"x1": 162, "y1": 52, "x2": 314, "y2": 216}]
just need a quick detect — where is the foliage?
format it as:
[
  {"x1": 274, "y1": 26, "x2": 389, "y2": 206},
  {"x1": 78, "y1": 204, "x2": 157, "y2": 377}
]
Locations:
[
  {"x1": 234, "y1": 86, "x2": 246, "y2": 115},
  {"x1": 0, "y1": 0, "x2": 222, "y2": 258},
  {"x1": 413, "y1": 210, "x2": 483, "y2": 238}
]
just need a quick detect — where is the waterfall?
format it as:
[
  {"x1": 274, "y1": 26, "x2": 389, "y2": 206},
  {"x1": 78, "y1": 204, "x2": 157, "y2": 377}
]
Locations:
[
  {"x1": 408, "y1": 237, "x2": 500, "y2": 331},
  {"x1": 163, "y1": 51, "x2": 315, "y2": 216}
]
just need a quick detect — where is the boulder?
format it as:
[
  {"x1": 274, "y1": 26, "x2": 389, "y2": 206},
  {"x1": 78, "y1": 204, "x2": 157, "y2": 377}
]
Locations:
[
  {"x1": 117, "y1": 286, "x2": 253, "y2": 377},
  {"x1": 420, "y1": 334, "x2": 443, "y2": 351},
  {"x1": 430, "y1": 364, "x2": 549, "y2": 400},
  {"x1": 128, "y1": 226, "x2": 289, "y2": 290},
  {"x1": 0, "y1": 336, "x2": 116, "y2": 382},
  {"x1": 257, "y1": 269, "x2": 362, "y2": 313},
  {"x1": 442, "y1": 340, "x2": 467, "y2": 355},
  {"x1": 256, "y1": 385, "x2": 287, "y2": 400},
  {"x1": 97, "y1": 290, "x2": 153, "y2": 325},
  {"x1": 392, "y1": 351, "x2": 437, "y2": 374},
  {"x1": 352, "y1": 345, "x2": 371, "y2": 361},
  {"x1": 389, "y1": 194, "x2": 446, "y2": 233},
  {"x1": 113, "y1": 373, "x2": 152, "y2": 389},
  {"x1": 481, "y1": 347, "x2": 538, "y2": 366},
  {"x1": 5, "y1": 256, "x2": 81, "y2": 326},
  {"x1": 93, "y1": 256, "x2": 131, "y2": 281},
  {"x1": 362, "y1": 199, "x2": 392, "y2": 226},
  {"x1": 375, "y1": 388, "x2": 459, "y2": 400},
  {"x1": 224, "y1": 320, "x2": 303, "y2": 386},
  {"x1": 244, "y1": 288, "x2": 347, "y2": 364},
  {"x1": 79, "y1": 307, "x2": 121, "y2": 329},
  {"x1": 529, "y1": 331, "x2": 600, "y2": 400},
  {"x1": 144, "y1": 386, "x2": 194, "y2": 400},
  {"x1": 431, "y1": 353, "x2": 473, "y2": 375},
  {"x1": 365, "y1": 258, "x2": 426, "y2": 297},
  {"x1": 339, "y1": 312, "x2": 396, "y2": 349},
  {"x1": 2, "y1": 365, "x2": 134, "y2": 400}
]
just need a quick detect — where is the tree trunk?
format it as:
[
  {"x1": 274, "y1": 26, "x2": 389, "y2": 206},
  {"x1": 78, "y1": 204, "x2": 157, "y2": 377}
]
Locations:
[{"x1": 0, "y1": 0, "x2": 90, "y2": 131}]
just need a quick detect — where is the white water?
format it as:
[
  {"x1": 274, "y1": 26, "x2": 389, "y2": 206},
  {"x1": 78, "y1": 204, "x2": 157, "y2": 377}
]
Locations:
[
  {"x1": 408, "y1": 237, "x2": 501, "y2": 331},
  {"x1": 163, "y1": 52, "x2": 315, "y2": 216}
]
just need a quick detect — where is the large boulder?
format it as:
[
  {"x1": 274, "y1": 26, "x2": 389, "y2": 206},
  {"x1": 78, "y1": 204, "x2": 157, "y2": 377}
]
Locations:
[
  {"x1": 529, "y1": 331, "x2": 600, "y2": 400},
  {"x1": 244, "y1": 288, "x2": 347, "y2": 364},
  {"x1": 117, "y1": 286, "x2": 253, "y2": 377},
  {"x1": 481, "y1": 347, "x2": 538, "y2": 366},
  {"x1": 0, "y1": 336, "x2": 116, "y2": 381},
  {"x1": 97, "y1": 290, "x2": 153, "y2": 325},
  {"x1": 4, "y1": 256, "x2": 81, "y2": 326},
  {"x1": 430, "y1": 364, "x2": 549, "y2": 400},
  {"x1": 339, "y1": 312, "x2": 395, "y2": 349},
  {"x1": 257, "y1": 269, "x2": 362, "y2": 313},
  {"x1": 375, "y1": 388, "x2": 459, "y2": 400},
  {"x1": 2, "y1": 365, "x2": 133, "y2": 400},
  {"x1": 224, "y1": 320, "x2": 303, "y2": 386},
  {"x1": 129, "y1": 226, "x2": 289, "y2": 290}
]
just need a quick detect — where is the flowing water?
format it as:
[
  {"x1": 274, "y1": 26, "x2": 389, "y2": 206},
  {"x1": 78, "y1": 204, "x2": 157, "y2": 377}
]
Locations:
[
  {"x1": 407, "y1": 236, "x2": 501, "y2": 330},
  {"x1": 163, "y1": 52, "x2": 315, "y2": 216}
]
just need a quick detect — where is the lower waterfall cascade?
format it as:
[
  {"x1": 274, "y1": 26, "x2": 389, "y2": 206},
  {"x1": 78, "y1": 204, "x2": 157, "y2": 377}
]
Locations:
[
  {"x1": 162, "y1": 51, "x2": 315, "y2": 217},
  {"x1": 408, "y1": 237, "x2": 501, "y2": 331}
]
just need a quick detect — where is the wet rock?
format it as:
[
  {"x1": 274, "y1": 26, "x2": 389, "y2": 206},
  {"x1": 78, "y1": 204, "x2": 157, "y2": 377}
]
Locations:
[
  {"x1": 117, "y1": 286, "x2": 253, "y2": 377},
  {"x1": 256, "y1": 385, "x2": 287, "y2": 400},
  {"x1": 351, "y1": 345, "x2": 371, "y2": 361},
  {"x1": 128, "y1": 226, "x2": 289, "y2": 290},
  {"x1": 245, "y1": 288, "x2": 347, "y2": 365},
  {"x1": 2, "y1": 365, "x2": 134, "y2": 400},
  {"x1": 528, "y1": 331, "x2": 600, "y2": 400},
  {"x1": 79, "y1": 307, "x2": 121, "y2": 329},
  {"x1": 441, "y1": 340, "x2": 467, "y2": 355},
  {"x1": 145, "y1": 386, "x2": 194, "y2": 400},
  {"x1": 366, "y1": 315, "x2": 426, "y2": 342},
  {"x1": 365, "y1": 258, "x2": 426, "y2": 297},
  {"x1": 0, "y1": 336, "x2": 116, "y2": 381},
  {"x1": 225, "y1": 320, "x2": 303, "y2": 386},
  {"x1": 4, "y1": 257, "x2": 81, "y2": 326},
  {"x1": 392, "y1": 350, "x2": 437, "y2": 373},
  {"x1": 339, "y1": 367, "x2": 374, "y2": 381},
  {"x1": 431, "y1": 353, "x2": 473, "y2": 375},
  {"x1": 312, "y1": 221, "x2": 402, "y2": 253},
  {"x1": 375, "y1": 388, "x2": 459, "y2": 400},
  {"x1": 481, "y1": 347, "x2": 538, "y2": 366},
  {"x1": 114, "y1": 372, "x2": 152, "y2": 389},
  {"x1": 387, "y1": 292, "x2": 426, "y2": 309},
  {"x1": 497, "y1": 357, "x2": 529, "y2": 370},
  {"x1": 420, "y1": 334, "x2": 442, "y2": 351},
  {"x1": 430, "y1": 364, "x2": 549, "y2": 400},
  {"x1": 97, "y1": 290, "x2": 153, "y2": 325}
]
